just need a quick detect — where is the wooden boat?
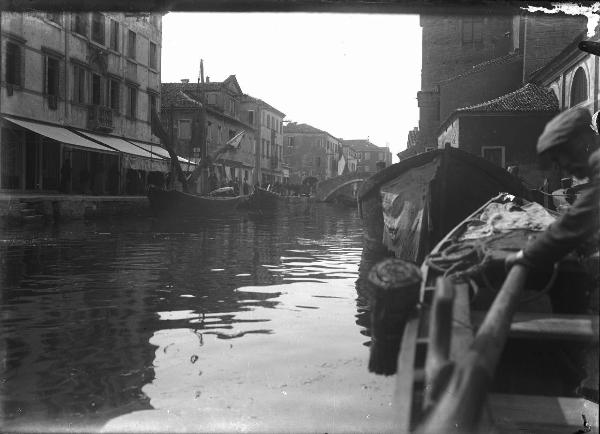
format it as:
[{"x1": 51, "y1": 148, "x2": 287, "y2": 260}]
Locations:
[
  {"x1": 246, "y1": 187, "x2": 282, "y2": 211},
  {"x1": 358, "y1": 147, "x2": 529, "y2": 265},
  {"x1": 389, "y1": 192, "x2": 598, "y2": 433},
  {"x1": 147, "y1": 186, "x2": 249, "y2": 218}
]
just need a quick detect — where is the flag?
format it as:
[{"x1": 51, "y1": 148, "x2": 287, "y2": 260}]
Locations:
[{"x1": 226, "y1": 131, "x2": 244, "y2": 150}]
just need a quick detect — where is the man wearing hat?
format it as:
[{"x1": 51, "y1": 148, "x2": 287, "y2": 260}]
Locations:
[
  {"x1": 507, "y1": 107, "x2": 599, "y2": 269},
  {"x1": 506, "y1": 107, "x2": 599, "y2": 403}
]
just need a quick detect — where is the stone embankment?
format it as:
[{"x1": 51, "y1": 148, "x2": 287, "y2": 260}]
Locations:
[{"x1": 0, "y1": 193, "x2": 150, "y2": 224}]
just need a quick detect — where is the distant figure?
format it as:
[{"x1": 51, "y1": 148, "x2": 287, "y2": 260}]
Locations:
[
  {"x1": 242, "y1": 179, "x2": 250, "y2": 195},
  {"x1": 233, "y1": 178, "x2": 240, "y2": 196},
  {"x1": 208, "y1": 171, "x2": 218, "y2": 192},
  {"x1": 60, "y1": 158, "x2": 71, "y2": 193},
  {"x1": 507, "y1": 165, "x2": 519, "y2": 176}
]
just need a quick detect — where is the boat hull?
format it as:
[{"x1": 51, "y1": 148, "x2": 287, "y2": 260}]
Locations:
[
  {"x1": 147, "y1": 187, "x2": 248, "y2": 218},
  {"x1": 359, "y1": 148, "x2": 529, "y2": 264}
]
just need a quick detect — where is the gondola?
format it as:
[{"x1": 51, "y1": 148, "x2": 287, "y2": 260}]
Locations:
[
  {"x1": 147, "y1": 186, "x2": 249, "y2": 218},
  {"x1": 358, "y1": 147, "x2": 529, "y2": 265},
  {"x1": 246, "y1": 186, "x2": 282, "y2": 211},
  {"x1": 390, "y1": 192, "x2": 598, "y2": 433}
]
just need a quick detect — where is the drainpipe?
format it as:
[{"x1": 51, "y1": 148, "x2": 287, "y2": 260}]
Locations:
[
  {"x1": 64, "y1": 13, "x2": 69, "y2": 120},
  {"x1": 521, "y1": 15, "x2": 528, "y2": 85},
  {"x1": 595, "y1": 54, "x2": 599, "y2": 113}
]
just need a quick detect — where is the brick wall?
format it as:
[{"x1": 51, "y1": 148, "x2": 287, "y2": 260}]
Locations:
[
  {"x1": 439, "y1": 56, "x2": 523, "y2": 123},
  {"x1": 523, "y1": 15, "x2": 586, "y2": 81}
]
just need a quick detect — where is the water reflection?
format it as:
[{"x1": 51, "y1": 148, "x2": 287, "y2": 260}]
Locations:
[{"x1": 0, "y1": 204, "x2": 395, "y2": 432}]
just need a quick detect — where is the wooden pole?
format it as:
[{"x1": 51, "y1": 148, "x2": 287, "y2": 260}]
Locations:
[{"x1": 417, "y1": 265, "x2": 529, "y2": 434}]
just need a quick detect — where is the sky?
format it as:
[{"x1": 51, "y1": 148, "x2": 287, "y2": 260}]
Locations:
[{"x1": 161, "y1": 13, "x2": 422, "y2": 162}]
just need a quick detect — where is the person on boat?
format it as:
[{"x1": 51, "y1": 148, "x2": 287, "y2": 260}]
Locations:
[
  {"x1": 242, "y1": 179, "x2": 250, "y2": 195},
  {"x1": 507, "y1": 107, "x2": 599, "y2": 270},
  {"x1": 208, "y1": 171, "x2": 218, "y2": 192}
]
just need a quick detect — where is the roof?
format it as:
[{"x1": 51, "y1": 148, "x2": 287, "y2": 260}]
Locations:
[
  {"x1": 241, "y1": 94, "x2": 285, "y2": 117},
  {"x1": 342, "y1": 139, "x2": 386, "y2": 152},
  {"x1": 455, "y1": 83, "x2": 559, "y2": 114},
  {"x1": 161, "y1": 83, "x2": 205, "y2": 108},
  {"x1": 283, "y1": 122, "x2": 337, "y2": 137},
  {"x1": 437, "y1": 83, "x2": 559, "y2": 135},
  {"x1": 438, "y1": 52, "x2": 522, "y2": 85}
]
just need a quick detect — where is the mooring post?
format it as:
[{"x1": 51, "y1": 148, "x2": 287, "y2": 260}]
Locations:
[{"x1": 367, "y1": 258, "x2": 422, "y2": 375}]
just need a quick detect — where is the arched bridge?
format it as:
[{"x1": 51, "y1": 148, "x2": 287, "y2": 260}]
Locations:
[{"x1": 315, "y1": 172, "x2": 369, "y2": 202}]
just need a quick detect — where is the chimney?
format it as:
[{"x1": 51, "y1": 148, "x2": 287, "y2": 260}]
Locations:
[
  {"x1": 199, "y1": 59, "x2": 205, "y2": 84},
  {"x1": 181, "y1": 79, "x2": 189, "y2": 83},
  {"x1": 206, "y1": 76, "x2": 210, "y2": 83}
]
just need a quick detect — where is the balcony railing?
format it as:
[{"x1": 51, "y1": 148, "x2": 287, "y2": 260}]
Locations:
[{"x1": 87, "y1": 105, "x2": 113, "y2": 132}]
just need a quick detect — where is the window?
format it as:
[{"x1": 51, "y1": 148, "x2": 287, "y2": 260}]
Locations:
[
  {"x1": 266, "y1": 140, "x2": 270, "y2": 157},
  {"x1": 108, "y1": 79, "x2": 120, "y2": 111},
  {"x1": 207, "y1": 93, "x2": 217, "y2": 105},
  {"x1": 45, "y1": 56, "x2": 59, "y2": 109},
  {"x1": 127, "y1": 85, "x2": 137, "y2": 118},
  {"x1": 91, "y1": 13, "x2": 105, "y2": 44},
  {"x1": 570, "y1": 67, "x2": 588, "y2": 107},
  {"x1": 127, "y1": 30, "x2": 136, "y2": 59},
  {"x1": 481, "y1": 146, "x2": 505, "y2": 168},
  {"x1": 248, "y1": 110, "x2": 255, "y2": 125},
  {"x1": 5, "y1": 42, "x2": 22, "y2": 86},
  {"x1": 267, "y1": 114, "x2": 271, "y2": 129},
  {"x1": 91, "y1": 73, "x2": 102, "y2": 105},
  {"x1": 262, "y1": 139, "x2": 266, "y2": 157},
  {"x1": 73, "y1": 65, "x2": 86, "y2": 103},
  {"x1": 178, "y1": 119, "x2": 191, "y2": 139},
  {"x1": 228, "y1": 98, "x2": 235, "y2": 115},
  {"x1": 462, "y1": 17, "x2": 483, "y2": 45},
  {"x1": 109, "y1": 20, "x2": 119, "y2": 51},
  {"x1": 148, "y1": 93, "x2": 157, "y2": 120},
  {"x1": 72, "y1": 13, "x2": 88, "y2": 37},
  {"x1": 149, "y1": 42, "x2": 157, "y2": 69},
  {"x1": 378, "y1": 152, "x2": 384, "y2": 160},
  {"x1": 364, "y1": 152, "x2": 371, "y2": 160}
]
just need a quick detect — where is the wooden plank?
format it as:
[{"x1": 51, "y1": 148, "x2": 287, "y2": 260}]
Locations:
[
  {"x1": 489, "y1": 393, "x2": 599, "y2": 433},
  {"x1": 472, "y1": 312, "x2": 599, "y2": 342},
  {"x1": 393, "y1": 309, "x2": 422, "y2": 433},
  {"x1": 424, "y1": 278, "x2": 455, "y2": 407},
  {"x1": 450, "y1": 282, "x2": 474, "y2": 360}
]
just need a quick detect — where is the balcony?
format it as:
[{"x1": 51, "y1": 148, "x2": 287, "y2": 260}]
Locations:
[{"x1": 87, "y1": 105, "x2": 113, "y2": 132}]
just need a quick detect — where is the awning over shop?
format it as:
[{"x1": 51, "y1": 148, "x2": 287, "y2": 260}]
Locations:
[
  {"x1": 2, "y1": 116, "x2": 116, "y2": 153},
  {"x1": 77, "y1": 131, "x2": 162, "y2": 160},
  {"x1": 126, "y1": 139, "x2": 198, "y2": 169},
  {"x1": 76, "y1": 131, "x2": 172, "y2": 172}
]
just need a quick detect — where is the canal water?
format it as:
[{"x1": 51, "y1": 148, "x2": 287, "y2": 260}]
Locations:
[{"x1": 0, "y1": 203, "x2": 396, "y2": 433}]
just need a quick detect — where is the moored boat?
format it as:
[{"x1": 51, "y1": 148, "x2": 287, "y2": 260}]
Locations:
[
  {"x1": 390, "y1": 193, "x2": 598, "y2": 433},
  {"x1": 147, "y1": 186, "x2": 249, "y2": 218},
  {"x1": 246, "y1": 187, "x2": 282, "y2": 211},
  {"x1": 358, "y1": 147, "x2": 529, "y2": 264}
]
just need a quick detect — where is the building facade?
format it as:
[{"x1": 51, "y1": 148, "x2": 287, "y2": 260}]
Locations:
[
  {"x1": 161, "y1": 76, "x2": 257, "y2": 192},
  {"x1": 342, "y1": 139, "x2": 392, "y2": 174},
  {"x1": 239, "y1": 95, "x2": 285, "y2": 186},
  {"x1": 406, "y1": 13, "x2": 586, "y2": 159},
  {"x1": 283, "y1": 122, "x2": 342, "y2": 183},
  {"x1": 1, "y1": 12, "x2": 171, "y2": 195}
]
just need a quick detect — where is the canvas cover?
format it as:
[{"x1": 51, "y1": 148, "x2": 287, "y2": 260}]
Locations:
[{"x1": 380, "y1": 157, "x2": 441, "y2": 261}]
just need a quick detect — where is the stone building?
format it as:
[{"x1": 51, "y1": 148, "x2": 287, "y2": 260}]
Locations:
[
  {"x1": 161, "y1": 75, "x2": 256, "y2": 192},
  {"x1": 239, "y1": 95, "x2": 285, "y2": 186},
  {"x1": 341, "y1": 142, "x2": 359, "y2": 174},
  {"x1": 0, "y1": 12, "x2": 176, "y2": 195},
  {"x1": 435, "y1": 28, "x2": 600, "y2": 190},
  {"x1": 283, "y1": 122, "x2": 342, "y2": 183},
  {"x1": 342, "y1": 139, "x2": 392, "y2": 174},
  {"x1": 404, "y1": 13, "x2": 586, "y2": 159}
]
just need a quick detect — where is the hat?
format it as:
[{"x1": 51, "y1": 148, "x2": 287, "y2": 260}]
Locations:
[{"x1": 536, "y1": 107, "x2": 593, "y2": 154}]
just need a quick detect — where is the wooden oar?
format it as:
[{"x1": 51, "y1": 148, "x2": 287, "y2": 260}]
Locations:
[{"x1": 417, "y1": 264, "x2": 529, "y2": 433}]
